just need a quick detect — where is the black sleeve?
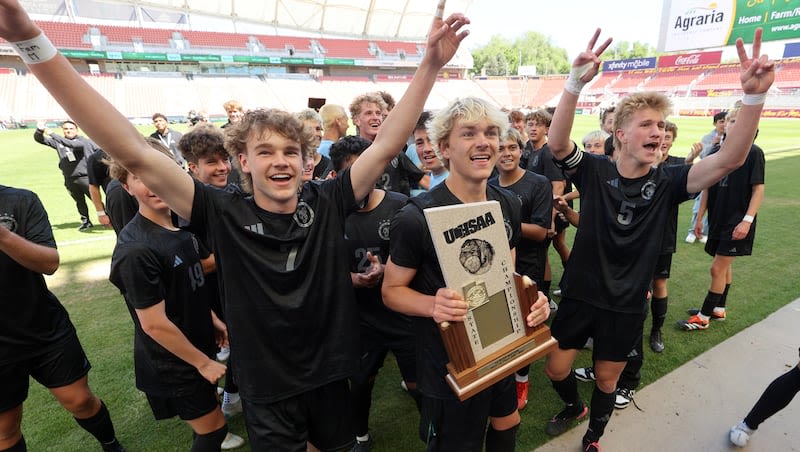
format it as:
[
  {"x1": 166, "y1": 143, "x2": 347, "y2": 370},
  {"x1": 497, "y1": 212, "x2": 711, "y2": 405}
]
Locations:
[
  {"x1": 748, "y1": 146, "x2": 765, "y2": 185},
  {"x1": 529, "y1": 178, "x2": 552, "y2": 229},
  {"x1": 23, "y1": 191, "x2": 57, "y2": 249},
  {"x1": 110, "y1": 242, "x2": 165, "y2": 310},
  {"x1": 86, "y1": 153, "x2": 110, "y2": 187},
  {"x1": 388, "y1": 204, "x2": 428, "y2": 270},
  {"x1": 400, "y1": 153, "x2": 425, "y2": 184}
]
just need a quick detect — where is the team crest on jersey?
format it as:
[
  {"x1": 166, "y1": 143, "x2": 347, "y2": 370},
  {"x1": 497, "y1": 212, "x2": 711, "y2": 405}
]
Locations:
[
  {"x1": 640, "y1": 180, "x2": 656, "y2": 200},
  {"x1": 390, "y1": 157, "x2": 399, "y2": 168},
  {"x1": 0, "y1": 213, "x2": 16, "y2": 232},
  {"x1": 293, "y1": 201, "x2": 315, "y2": 228},
  {"x1": 504, "y1": 220, "x2": 513, "y2": 240},
  {"x1": 378, "y1": 219, "x2": 391, "y2": 241}
]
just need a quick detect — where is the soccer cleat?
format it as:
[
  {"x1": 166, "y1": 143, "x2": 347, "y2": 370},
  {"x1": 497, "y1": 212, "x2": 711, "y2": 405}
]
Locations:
[
  {"x1": 677, "y1": 314, "x2": 709, "y2": 331},
  {"x1": 217, "y1": 386, "x2": 224, "y2": 396},
  {"x1": 221, "y1": 392, "x2": 242, "y2": 419},
  {"x1": 78, "y1": 216, "x2": 93, "y2": 232},
  {"x1": 548, "y1": 298, "x2": 559, "y2": 315},
  {"x1": 101, "y1": 439, "x2": 126, "y2": 452},
  {"x1": 574, "y1": 367, "x2": 596, "y2": 382},
  {"x1": 221, "y1": 432, "x2": 245, "y2": 450},
  {"x1": 545, "y1": 402, "x2": 588, "y2": 436},
  {"x1": 582, "y1": 435, "x2": 601, "y2": 452},
  {"x1": 685, "y1": 232, "x2": 697, "y2": 243},
  {"x1": 552, "y1": 289, "x2": 562, "y2": 297},
  {"x1": 352, "y1": 435, "x2": 373, "y2": 452},
  {"x1": 699, "y1": 235, "x2": 708, "y2": 244},
  {"x1": 614, "y1": 387, "x2": 635, "y2": 409},
  {"x1": 729, "y1": 421, "x2": 753, "y2": 447},
  {"x1": 649, "y1": 330, "x2": 665, "y2": 353},
  {"x1": 686, "y1": 308, "x2": 726, "y2": 320},
  {"x1": 516, "y1": 381, "x2": 529, "y2": 410}
]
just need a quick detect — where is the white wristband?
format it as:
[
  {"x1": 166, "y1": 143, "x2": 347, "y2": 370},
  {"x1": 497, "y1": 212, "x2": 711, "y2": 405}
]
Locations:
[
  {"x1": 741, "y1": 93, "x2": 766, "y2": 106},
  {"x1": 97, "y1": 210, "x2": 107, "y2": 216},
  {"x1": 742, "y1": 214, "x2": 754, "y2": 223},
  {"x1": 12, "y1": 33, "x2": 58, "y2": 65},
  {"x1": 565, "y1": 63, "x2": 592, "y2": 95}
]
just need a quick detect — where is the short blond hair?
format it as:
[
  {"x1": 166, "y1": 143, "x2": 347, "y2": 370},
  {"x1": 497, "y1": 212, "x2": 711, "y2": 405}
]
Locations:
[{"x1": 613, "y1": 92, "x2": 672, "y2": 151}]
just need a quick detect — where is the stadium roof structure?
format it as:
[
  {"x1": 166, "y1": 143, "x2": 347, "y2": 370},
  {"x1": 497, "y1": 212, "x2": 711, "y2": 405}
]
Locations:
[{"x1": 25, "y1": 0, "x2": 474, "y2": 41}]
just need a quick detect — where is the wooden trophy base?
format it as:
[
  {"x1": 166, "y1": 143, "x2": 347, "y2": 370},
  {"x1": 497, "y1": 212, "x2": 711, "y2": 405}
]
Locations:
[{"x1": 444, "y1": 325, "x2": 557, "y2": 401}]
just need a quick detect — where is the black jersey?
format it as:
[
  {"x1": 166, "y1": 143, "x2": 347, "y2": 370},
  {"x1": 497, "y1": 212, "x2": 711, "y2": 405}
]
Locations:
[
  {"x1": 377, "y1": 152, "x2": 425, "y2": 196},
  {"x1": 388, "y1": 183, "x2": 521, "y2": 399},
  {"x1": 0, "y1": 186, "x2": 74, "y2": 365},
  {"x1": 109, "y1": 214, "x2": 215, "y2": 397},
  {"x1": 345, "y1": 190, "x2": 413, "y2": 344},
  {"x1": 34, "y1": 130, "x2": 99, "y2": 179},
  {"x1": 489, "y1": 170, "x2": 552, "y2": 282},
  {"x1": 188, "y1": 171, "x2": 360, "y2": 403},
  {"x1": 660, "y1": 155, "x2": 688, "y2": 255},
  {"x1": 524, "y1": 142, "x2": 563, "y2": 183},
  {"x1": 706, "y1": 144, "x2": 765, "y2": 240},
  {"x1": 86, "y1": 150, "x2": 111, "y2": 191},
  {"x1": 105, "y1": 179, "x2": 138, "y2": 235},
  {"x1": 562, "y1": 152, "x2": 693, "y2": 314},
  {"x1": 313, "y1": 154, "x2": 334, "y2": 180}
]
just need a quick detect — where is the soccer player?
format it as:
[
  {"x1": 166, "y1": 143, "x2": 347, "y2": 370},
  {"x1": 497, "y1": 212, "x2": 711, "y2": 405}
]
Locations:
[
  {"x1": 221, "y1": 100, "x2": 244, "y2": 129},
  {"x1": 489, "y1": 127, "x2": 552, "y2": 411},
  {"x1": 149, "y1": 113, "x2": 184, "y2": 167},
  {"x1": 3, "y1": 3, "x2": 471, "y2": 448},
  {"x1": 414, "y1": 111, "x2": 449, "y2": 189},
  {"x1": 296, "y1": 108, "x2": 333, "y2": 180},
  {"x1": 0, "y1": 184, "x2": 125, "y2": 452},
  {"x1": 382, "y1": 96, "x2": 551, "y2": 451},
  {"x1": 86, "y1": 149, "x2": 113, "y2": 228},
  {"x1": 329, "y1": 135, "x2": 419, "y2": 451},
  {"x1": 107, "y1": 141, "x2": 243, "y2": 451},
  {"x1": 542, "y1": 28, "x2": 773, "y2": 452},
  {"x1": 679, "y1": 105, "x2": 765, "y2": 331},
  {"x1": 685, "y1": 111, "x2": 727, "y2": 243},
  {"x1": 33, "y1": 119, "x2": 99, "y2": 231}
]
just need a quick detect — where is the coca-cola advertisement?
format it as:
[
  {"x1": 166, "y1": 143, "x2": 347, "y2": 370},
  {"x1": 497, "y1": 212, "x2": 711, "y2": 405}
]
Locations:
[{"x1": 658, "y1": 50, "x2": 722, "y2": 68}]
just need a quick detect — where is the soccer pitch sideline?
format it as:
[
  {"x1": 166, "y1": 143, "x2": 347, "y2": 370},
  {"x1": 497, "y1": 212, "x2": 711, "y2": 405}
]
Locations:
[{"x1": 0, "y1": 114, "x2": 799, "y2": 450}]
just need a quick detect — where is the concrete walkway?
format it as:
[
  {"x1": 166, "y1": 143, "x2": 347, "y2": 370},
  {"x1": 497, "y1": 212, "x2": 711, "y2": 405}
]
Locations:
[{"x1": 535, "y1": 298, "x2": 800, "y2": 452}]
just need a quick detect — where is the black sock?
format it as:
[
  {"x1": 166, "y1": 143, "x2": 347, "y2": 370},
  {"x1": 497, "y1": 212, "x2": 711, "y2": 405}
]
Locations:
[
  {"x1": 743, "y1": 366, "x2": 800, "y2": 430},
  {"x1": 586, "y1": 385, "x2": 615, "y2": 441},
  {"x1": 407, "y1": 387, "x2": 423, "y2": 413},
  {"x1": 1, "y1": 436, "x2": 26, "y2": 452},
  {"x1": 350, "y1": 377, "x2": 376, "y2": 437},
  {"x1": 719, "y1": 284, "x2": 731, "y2": 308},
  {"x1": 651, "y1": 296, "x2": 668, "y2": 332},
  {"x1": 190, "y1": 424, "x2": 228, "y2": 452},
  {"x1": 484, "y1": 424, "x2": 518, "y2": 452},
  {"x1": 74, "y1": 400, "x2": 117, "y2": 446},
  {"x1": 551, "y1": 370, "x2": 581, "y2": 408},
  {"x1": 516, "y1": 364, "x2": 530, "y2": 377},
  {"x1": 700, "y1": 291, "x2": 722, "y2": 317}
]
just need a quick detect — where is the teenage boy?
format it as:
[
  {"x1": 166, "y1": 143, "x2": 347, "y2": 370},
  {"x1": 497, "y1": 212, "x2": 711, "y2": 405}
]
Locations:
[
  {"x1": 679, "y1": 106, "x2": 765, "y2": 331},
  {"x1": 3, "y1": 2, "x2": 471, "y2": 448},
  {"x1": 0, "y1": 184, "x2": 125, "y2": 452},
  {"x1": 489, "y1": 127, "x2": 552, "y2": 410},
  {"x1": 150, "y1": 113, "x2": 184, "y2": 167},
  {"x1": 108, "y1": 141, "x2": 243, "y2": 451},
  {"x1": 382, "y1": 97, "x2": 551, "y2": 451},
  {"x1": 685, "y1": 111, "x2": 727, "y2": 243},
  {"x1": 542, "y1": 28, "x2": 773, "y2": 452},
  {"x1": 329, "y1": 135, "x2": 419, "y2": 451},
  {"x1": 414, "y1": 111, "x2": 449, "y2": 189}
]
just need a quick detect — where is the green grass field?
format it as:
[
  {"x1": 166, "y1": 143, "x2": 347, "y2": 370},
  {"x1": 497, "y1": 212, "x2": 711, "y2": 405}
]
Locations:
[{"x1": 1, "y1": 114, "x2": 799, "y2": 451}]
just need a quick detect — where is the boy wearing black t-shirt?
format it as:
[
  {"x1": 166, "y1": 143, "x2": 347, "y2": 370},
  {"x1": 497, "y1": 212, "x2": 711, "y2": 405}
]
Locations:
[
  {"x1": 108, "y1": 143, "x2": 240, "y2": 451},
  {"x1": 543, "y1": 29, "x2": 774, "y2": 452},
  {"x1": 0, "y1": 185, "x2": 124, "y2": 452},
  {"x1": 329, "y1": 135, "x2": 419, "y2": 451},
  {"x1": 4, "y1": 3, "x2": 472, "y2": 449},
  {"x1": 679, "y1": 106, "x2": 765, "y2": 330},
  {"x1": 489, "y1": 127, "x2": 552, "y2": 411},
  {"x1": 383, "y1": 97, "x2": 551, "y2": 451}
]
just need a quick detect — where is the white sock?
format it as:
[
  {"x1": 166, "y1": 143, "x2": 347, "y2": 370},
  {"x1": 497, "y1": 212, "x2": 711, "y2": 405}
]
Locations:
[
  {"x1": 697, "y1": 313, "x2": 710, "y2": 321},
  {"x1": 356, "y1": 433, "x2": 370, "y2": 442},
  {"x1": 224, "y1": 391, "x2": 240, "y2": 404},
  {"x1": 515, "y1": 374, "x2": 528, "y2": 383}
]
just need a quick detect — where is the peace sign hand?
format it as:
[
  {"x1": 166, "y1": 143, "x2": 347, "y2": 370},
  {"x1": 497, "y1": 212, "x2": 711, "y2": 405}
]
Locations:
[
  {"x1": 572, "y1": 28, "x2": 613, "y2": 83},
  {"x1": 737, "y1": 28, "x2": 775, "y2": 95}
]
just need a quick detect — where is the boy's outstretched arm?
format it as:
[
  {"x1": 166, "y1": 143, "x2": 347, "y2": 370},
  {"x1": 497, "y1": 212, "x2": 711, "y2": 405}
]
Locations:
[
  {"x1": 349, "y1": 1, "x2": 470, "y2": 202},
  {"x1": 687, "y1": 28, "x2": 774, "y2": 194},
  {"x1": 548, "y1": 29, "x2": 612, "y2": 162},
  {"x1": 1, "y1": 0, "x2": 194, "y2": 219}
]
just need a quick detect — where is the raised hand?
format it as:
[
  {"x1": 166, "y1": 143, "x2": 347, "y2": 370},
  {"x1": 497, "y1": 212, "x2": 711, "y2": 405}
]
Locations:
[
  {"x1": 737, "y1": 28, "x2": 775, "y2": 95},
  {"x1": 0, "y1": 0, "x2": 40, "y2": 42},
  {"x1": 572, "y1": 28, "x2": 613, "y2": 83},
  {"x1": 423, "y1": 0, "x2": 470, "y2": 69}
]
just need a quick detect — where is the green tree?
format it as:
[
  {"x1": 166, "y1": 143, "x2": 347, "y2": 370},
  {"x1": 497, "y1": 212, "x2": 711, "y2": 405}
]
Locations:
[
  {"x1": 607, "y1": 40, "x2": 659, "y2": 60},
  {"x1": 471, "y1": 32, "x2": 569, "y2": 76}
]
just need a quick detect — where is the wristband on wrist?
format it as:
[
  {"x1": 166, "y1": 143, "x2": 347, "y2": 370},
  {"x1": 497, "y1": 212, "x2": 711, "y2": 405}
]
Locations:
[
  {"x1": 12, "y1": 33, "x2": 58, "y2": 65},
  {"x1": 741, "y1": 93, "x2": 766, "y2": 106},
  {"x1": 564, "y1": 63, "x2": 592, "y2": 95},
  {"x1": 742, "y1": 214, "x2": 754, "y2": 223},
  {"x1": 552, "y1": 143, "x2": 584, "y2": 170},
  {"x1": 97, "y1": 210, "x2": 107, "y2": 216}
]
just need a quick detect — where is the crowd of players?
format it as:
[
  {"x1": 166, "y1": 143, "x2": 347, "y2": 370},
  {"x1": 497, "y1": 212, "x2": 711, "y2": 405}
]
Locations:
[{"x1": 3, "y1": 0, "x2": 798, "y2": 451}]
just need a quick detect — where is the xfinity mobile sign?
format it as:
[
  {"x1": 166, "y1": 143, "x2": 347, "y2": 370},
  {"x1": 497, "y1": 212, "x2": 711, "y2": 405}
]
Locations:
[{"x1": 658, "y1": 0, "x2": 800, "y2": 52}]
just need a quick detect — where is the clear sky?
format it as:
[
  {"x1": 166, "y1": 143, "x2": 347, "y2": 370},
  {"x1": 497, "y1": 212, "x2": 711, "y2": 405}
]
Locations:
[{"x1": 460, "y1": 0, "x2": 786, "y2": 61}]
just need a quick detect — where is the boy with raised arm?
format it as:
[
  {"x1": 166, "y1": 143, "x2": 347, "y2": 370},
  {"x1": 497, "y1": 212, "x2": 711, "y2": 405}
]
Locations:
[
  {"x1": 542, "y1": 29, "x2": 774, "y2": 452},
  {"x1": 1, "y1": 1, "x2": 470, "y2": 448}
]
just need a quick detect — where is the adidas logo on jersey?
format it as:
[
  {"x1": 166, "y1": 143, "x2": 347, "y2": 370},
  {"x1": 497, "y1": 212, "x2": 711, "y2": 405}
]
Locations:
[
  {"x1": 173, "y1": 255, "x2": 183, "y2": 267},
  {"x1": 245, "y1": 223, "x2": 264, "y2": 235},
  {"x1": 728, "y1": 247, "x2": 737, "y2": 253}
]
